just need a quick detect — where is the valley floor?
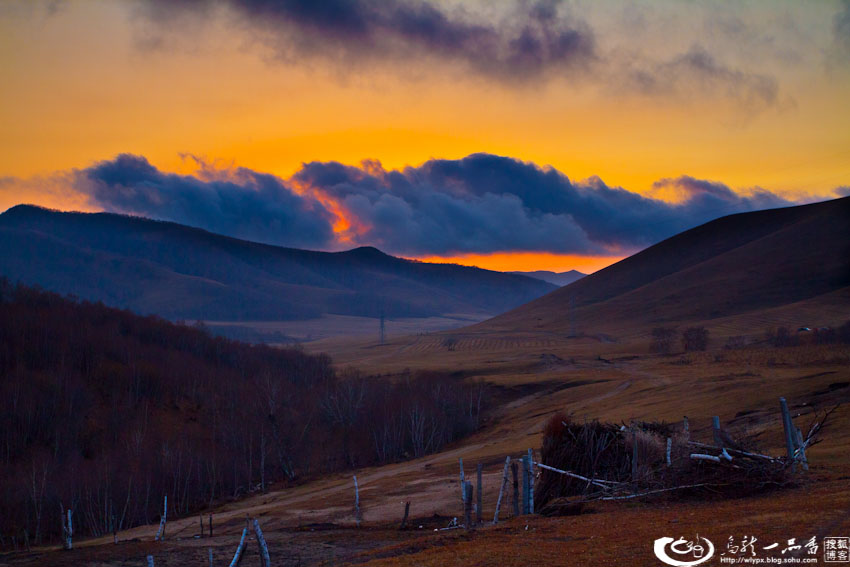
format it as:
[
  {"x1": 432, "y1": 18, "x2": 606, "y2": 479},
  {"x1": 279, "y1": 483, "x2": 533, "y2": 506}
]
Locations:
[{"x1": 5, "y1": 340, "x2": 849, "y2": 567}]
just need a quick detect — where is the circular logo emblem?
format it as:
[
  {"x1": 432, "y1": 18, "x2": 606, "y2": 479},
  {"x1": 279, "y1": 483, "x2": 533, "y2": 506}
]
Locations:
[{"x1": 653, "y1": 536, "x2": 715, "y2": 566}]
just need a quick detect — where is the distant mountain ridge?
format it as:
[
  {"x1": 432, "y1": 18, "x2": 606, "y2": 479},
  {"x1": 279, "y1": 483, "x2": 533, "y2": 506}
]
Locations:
[
  {"x1": 0, "y1": 205, "x2": 555, "y2": 321},
  {"x1": 510, "y1": 269, "x2": 585, "y2": 286},
  {"x1": 475, "y1": 197, "x2": 850, "y2": 335}
]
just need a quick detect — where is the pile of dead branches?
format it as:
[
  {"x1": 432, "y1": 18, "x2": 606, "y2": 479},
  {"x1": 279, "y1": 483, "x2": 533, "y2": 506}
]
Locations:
[{"x1": 536, "y1": 407, "x2": 835, "y2": 516}]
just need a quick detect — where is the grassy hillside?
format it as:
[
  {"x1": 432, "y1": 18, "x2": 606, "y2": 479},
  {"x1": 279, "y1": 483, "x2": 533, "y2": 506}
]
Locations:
[{"x1": 479, "y1": 197, "x2": 850, "y2": 335}]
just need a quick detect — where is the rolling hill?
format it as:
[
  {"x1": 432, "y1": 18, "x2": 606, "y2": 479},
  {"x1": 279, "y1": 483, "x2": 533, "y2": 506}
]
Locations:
[
  {"x1": 0, "y1": 205, "x2": 555, "y2": 322},
  {"x1": 509, "y1": 269, "x2": 585, "y2": 286},
  {"x1": 477, "y1": 196, "x2": 850, "y2": 336}
]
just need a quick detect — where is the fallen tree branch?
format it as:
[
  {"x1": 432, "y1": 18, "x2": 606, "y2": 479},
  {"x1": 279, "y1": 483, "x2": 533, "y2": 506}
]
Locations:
[
  {"x1": 687, "y1": 441, "x2": 775, "y2": 462},
  {"x1": 600, "y1": 483, "x2": 714, "y2": 501},
  {"x1": 533, "y1": 461, "x2": 622, "y2": 489}
]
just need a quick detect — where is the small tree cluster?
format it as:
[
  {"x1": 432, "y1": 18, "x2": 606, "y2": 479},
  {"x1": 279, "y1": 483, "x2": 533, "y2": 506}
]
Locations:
[
  {"x1": 681, "y1": 327, "x2": 709, "y2": 352},
  {"x1": 766, "y1": 327, "x2": 799, "y2": 347},
  {"x1": 649, "y1": 327, "x2": 676, "y2": 354}
]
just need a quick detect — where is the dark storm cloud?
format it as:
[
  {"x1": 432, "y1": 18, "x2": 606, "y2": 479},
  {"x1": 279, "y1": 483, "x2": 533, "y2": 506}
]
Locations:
[
  {"x1": 652, "y1": 176, "x2": 790, "y2": 211},
  {"x1": 626, "y1": 45, "x2": 779, "y2": 111},
  {"x1": 134, "y1": 0, "x2": 794, "y2": 109},
  {"x1": 138, "y1": 0, "x2": 596, "y2": 80},
  {"x1": 835, "y1": 0, "x2": 850, "y2": 58},
  {"x1": 294, "y1": 153, "x2": 794, "y2": 256},
  {"x1": 77, "y1": 154, "x2": 335, "y2": 249},
  {"x1": 71, "y1": 153, "x2": 798, "y2": 257}
]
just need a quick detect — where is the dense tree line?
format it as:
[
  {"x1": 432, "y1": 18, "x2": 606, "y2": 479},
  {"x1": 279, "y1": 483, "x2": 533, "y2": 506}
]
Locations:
[{"x1": 0, "y1": 280, "x2": 485, "y2": 549}]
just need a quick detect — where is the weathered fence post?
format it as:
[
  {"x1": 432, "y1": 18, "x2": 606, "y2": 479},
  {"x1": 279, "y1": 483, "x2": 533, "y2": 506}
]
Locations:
[
  {"x1": 527, "y1": 449, "x2": 535, "y2": 515},
  {"x1": 253, "y1": 518, "x2": 271, "y2": 567},
  {"x1": 631, "y1": 429, "x2": 639, "y2": 484},
  {"x1": 463, "y1": 481, "x2": 473, "y2": 529},
  {"x1": 228, "y1": 527, "x2": 248, "y2": 567},
  {"x1": 476, "y1": 463, "x2": 483, "y2": 524},
  {"x1": 521, "y1": 455, "x2": 530, "y2": 514},
  {"x1": 353, "y1": 475, "x2": 362, "y2": 527},
  {"x1": 666, "y1": 437, "x2": 672, "y2": 467},
  {"x1": 459, "y1": 458, "x2": 465, "y2": 501},
  {"x1": 155, "y1": 495, "x2": 167, "y2": 541},
  {"x1": 208, "y1": 548, "x2": 214, "y2": 567},
  {"x1": 399, "y1": 501, "x2": 410, "y2": 530},
  {"x1": 779, "y1": 397, "x2": 797, "y2": 471},
  {"x1": 795, "y1": 427, "x2": 809, "y2": 470},
  {"x1": 711, "y1": 416, "x2": 723, "y2": 448},
  {"x1": 493, "y1": 456, "x2": 510, "y2": 523},
  {"x1": 711, "y1": 416, "x2": 734, "y2": 461},
  {"x1": 60, "y1": 504, "x2": 73, "y2": 550},
  {"x1": 511, "y1": 461, "x2": 520, "y2": 517},
  {"x1": 200, "y1": 513, "x2": 204, "y2": 538},
  {"x1": 683, "y1": 415, "x2": 689, "y2": 440}
]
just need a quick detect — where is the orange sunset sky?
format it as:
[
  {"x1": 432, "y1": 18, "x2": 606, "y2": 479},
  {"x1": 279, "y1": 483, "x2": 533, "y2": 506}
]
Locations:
[{"x1": 1, "y1": 0, "x2": 849, "y2": 273}]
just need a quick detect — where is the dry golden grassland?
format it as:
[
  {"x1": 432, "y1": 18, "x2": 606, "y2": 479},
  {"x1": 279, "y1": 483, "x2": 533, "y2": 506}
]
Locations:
[{"x1": 9, "y1": 320, "x2": 849, "y2": 567}]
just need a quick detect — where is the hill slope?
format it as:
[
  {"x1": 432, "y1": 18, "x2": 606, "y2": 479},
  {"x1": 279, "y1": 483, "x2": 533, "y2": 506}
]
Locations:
[
  {"x1": 477, "y1": 197, "x2": 850, "y2": 335},
  {"x1": 510, "y1": 269, "x2": 585, "y2": 286},
  {"x1": 0, "y1": 205, "x2": 555, "y2": 321}
]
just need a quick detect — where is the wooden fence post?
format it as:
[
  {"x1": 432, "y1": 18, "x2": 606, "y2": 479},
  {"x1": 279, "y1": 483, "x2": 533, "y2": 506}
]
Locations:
[
  {"x1": 493, "y1": 456, "x2": 510, "y2": 524},
  {"x1": 683, "y1": 416, "x2": 689, "y2": 440},
  {"x1": 208, "y1": 548, "x2": 214, "y2": 567},
  {"x1": 521, "y1": 455, "x2": 530, "y2": 514},
  {"x1": 666, "y1": 437, "x2": 672, "y2": 467},
  {"x1": 155, "y1": 495, "x2": 167, "y2": 541},
  {"x1": 794, "y1": 427, "x2": 809, "y2": 471},
  {"x1": 353, "y1": 475, "x2": 362, "y2": 527},
  {"x1": 779, "y1": 397, "x2": 797, "y2": 471},
  {"x1": 476, "y1": 463, "x2": 483, "y2": 525},
  {"x1": 711, "y1": 416, "x2": 723, "y2": 447},
  {"x1": 527, "y1": 449, "x2": 535, "y2": 515},
  {"x1": 253, "y1": 518, "x2": 271, "y2": 567},
  {"x1": 511, "y1": 461, "x2": 520, "y2": 517},
  {"x1": 631, "y1": 429, "x2": 639, "y2": 484},
  {"x1": 459, "y1": 458, "x2": 465, "y2": 501},
  {"x1": 228, "y1": 528, "x2": 247, "y2": 567},
  {"x1": 400, "y1": 501, "x2": 410, "y2": 530},
  {"x1": 463, "y1": 481, "x2": 473, "y2": 529}
]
